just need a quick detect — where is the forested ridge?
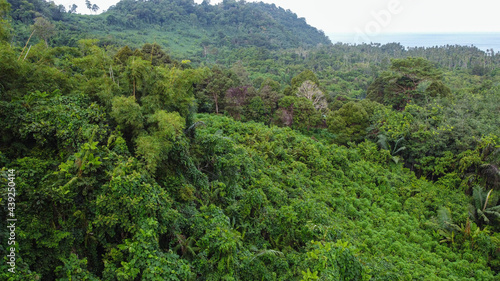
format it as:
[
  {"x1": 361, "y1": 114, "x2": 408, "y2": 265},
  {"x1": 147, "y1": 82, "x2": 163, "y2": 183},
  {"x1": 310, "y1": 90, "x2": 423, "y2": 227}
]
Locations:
[
  {"x1": 1, "y1": 0, "x2": 500, "y2": 280},
  {"x1": 7, "y1": 0, "x2": 331, "y2": 56}
]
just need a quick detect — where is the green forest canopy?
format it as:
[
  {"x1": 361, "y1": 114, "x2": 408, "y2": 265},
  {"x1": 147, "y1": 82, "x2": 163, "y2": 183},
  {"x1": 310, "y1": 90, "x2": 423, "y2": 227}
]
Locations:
[{"x1": 1, "y1": 0, "x2": 500, "y2": 280}]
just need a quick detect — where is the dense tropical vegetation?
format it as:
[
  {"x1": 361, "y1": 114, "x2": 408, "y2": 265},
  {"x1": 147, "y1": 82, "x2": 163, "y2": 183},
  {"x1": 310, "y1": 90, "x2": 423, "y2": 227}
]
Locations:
[{"x1": 1, "y1": 0, "x2": 499, "y2": 280}]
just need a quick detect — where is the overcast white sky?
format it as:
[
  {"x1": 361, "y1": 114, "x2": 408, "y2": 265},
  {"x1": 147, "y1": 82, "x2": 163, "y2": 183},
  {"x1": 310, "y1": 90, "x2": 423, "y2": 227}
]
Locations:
[{"x1": 51, "y1": 0, "x2": 500, "y2": 34}]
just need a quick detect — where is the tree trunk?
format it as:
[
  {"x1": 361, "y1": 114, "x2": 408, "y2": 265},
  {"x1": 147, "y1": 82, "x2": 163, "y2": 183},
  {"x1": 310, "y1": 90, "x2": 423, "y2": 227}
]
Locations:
[
  {"x1": 214, "y1": 93, "x2": 219, "y2": 114},
  {"x1": 133, "y1": 79, "x2": 136, "y2": 98}
]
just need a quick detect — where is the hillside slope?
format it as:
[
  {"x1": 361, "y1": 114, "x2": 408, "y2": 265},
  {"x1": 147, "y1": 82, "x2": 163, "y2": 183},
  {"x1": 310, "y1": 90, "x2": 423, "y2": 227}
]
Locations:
[
  {"x1": 8, "y1": 0, "x2": 331, "y2": 56},
  {"x1": 2, "y1": 1, "x2": 500, "y2": 280}
]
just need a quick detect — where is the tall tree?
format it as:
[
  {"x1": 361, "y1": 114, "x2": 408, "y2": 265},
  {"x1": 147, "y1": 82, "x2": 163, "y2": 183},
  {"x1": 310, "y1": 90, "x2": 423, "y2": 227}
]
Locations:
[
  {"x1": 91, "y1": 4, "x2": 99, "y2": 14},
  {"x1": 327, "y1": 100, "x2": 382, "y2": 145},
  {"x1": 367, "y1": 57, "x2": 450, "y2": 110},
  {"x1": 31, "y1": 17, "x2": 56, "y2": 47},
  {"x1": 68, "y1": 4, "x2": 77, "y2": 14},
  {"x1": 296, "y1": 80, "x2": 327, "y2": 111},
  {"x1": 289, "y1": 70, "x2": 320, "y2": 93},
  {"x1": 123, "y1": 56, "x2": 150, "y2": 98},
  {"x1": 199, "y1": 66, "x2": 239, "y2": 114},
  {"x1": 225, "y1": 86, "x2": 255, "y2": 120},
  {"x1": 85, "y1": 0, "x2": 91, "y2": 11}
]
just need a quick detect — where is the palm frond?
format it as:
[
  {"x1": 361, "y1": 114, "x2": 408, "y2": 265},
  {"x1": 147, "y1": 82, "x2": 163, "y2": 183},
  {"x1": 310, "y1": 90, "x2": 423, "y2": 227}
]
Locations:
[
  {"x1": 393, "y1": 146, "x2": 406, "y2": 155},
  {"x1": 393, "y1": 137, "x2": 405, "y2": 153},
  {"x1": 249, "y1": 249, "x2": 284, "y2": 262},
  {"x1": 472, "y1": 186, "x2": 486, "y2": 210},
  {"x1": 377, "y1": 134, "x2": 389, "y2": 151},
  {"x1": 477, "y1": 209, "x2": 490, "y2": 223},
  {"x1": 485, "y1": 205, "x2": 500, "y2": 212},
  {"x1": 185, "y1": 121, "x2": 206, "y2": 132},
  {"x1": 484, "y1": 210, "x2": 500, "y2": 218}
]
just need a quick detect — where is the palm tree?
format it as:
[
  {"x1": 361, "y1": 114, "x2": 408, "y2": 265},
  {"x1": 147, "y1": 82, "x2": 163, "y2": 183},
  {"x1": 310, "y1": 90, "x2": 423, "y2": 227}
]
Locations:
[
  {"x1": 377, "y1": 134, "x2": 406, "y2": 164},
  {"x1": 436, "y1": 207, "x2": 461, "y2": 244},
  {"x1": 469, "y1": 186, "x2": 500, "y2": 227}
]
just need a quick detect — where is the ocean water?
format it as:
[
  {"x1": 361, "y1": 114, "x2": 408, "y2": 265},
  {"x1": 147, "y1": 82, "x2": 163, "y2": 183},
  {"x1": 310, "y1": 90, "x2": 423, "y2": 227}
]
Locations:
[{"x1": 327, "y1": 33, "x2": 500, "y2": 53}]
